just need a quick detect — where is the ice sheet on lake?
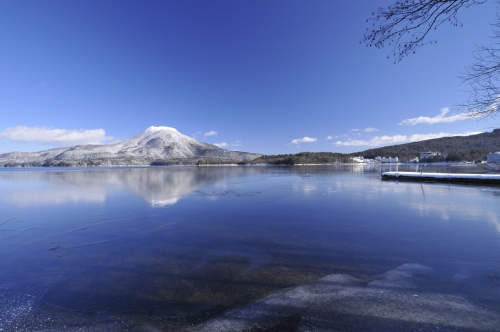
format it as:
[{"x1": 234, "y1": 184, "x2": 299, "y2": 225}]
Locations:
[
  {"x1": 191, "y1": 263, "x2": 500, "y2": 332},
  {"x1": 1, "y1": 263, "x2": 500, "y2": 331},
  {"x1": 0, "y1": 275, "x2": 62, "y2": 331}
]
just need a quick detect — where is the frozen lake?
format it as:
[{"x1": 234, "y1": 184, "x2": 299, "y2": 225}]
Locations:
[{"x1": 0, "y1": 165, "x2": 499, "y2": 331}]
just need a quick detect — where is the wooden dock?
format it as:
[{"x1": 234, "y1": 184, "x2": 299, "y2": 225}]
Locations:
[{"x1": 381, "y1": 172, "x2": 500, "y2": 185}]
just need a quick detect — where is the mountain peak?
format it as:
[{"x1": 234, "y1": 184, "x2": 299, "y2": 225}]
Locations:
[
  {"x1": 0, "y1": 126, "x2": 261, "y2": 166},
  {"x1": 146, "y1": 126, "x2": 179, "y2": 133}
]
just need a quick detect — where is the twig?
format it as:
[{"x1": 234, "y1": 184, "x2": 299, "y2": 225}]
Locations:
[{"x1": 0, "y1": 218, "x2": 16, "y2": 227}]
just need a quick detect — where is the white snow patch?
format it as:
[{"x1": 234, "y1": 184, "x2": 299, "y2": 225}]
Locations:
[
  {"x1": 146, "y1": 126, "x2": 179, "y2": 132},
  {"x1": 383, "y1": 171, "x2": 500, "y2": 180}
]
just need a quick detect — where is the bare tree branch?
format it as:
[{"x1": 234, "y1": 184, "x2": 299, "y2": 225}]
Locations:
[
  {"x1": 362, "y1": 0, "x2": 486, "y2": 63},
  {"x1": 362, "y1": 0, "x2": 500, "y2": 119},
  {"x1": 459, "y1": 8, "x2": 500, "y2": 117}
]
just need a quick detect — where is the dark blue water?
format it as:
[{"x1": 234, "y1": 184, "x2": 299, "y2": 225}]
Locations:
[{"x1": 0, "y1": 165, "x2": 499, "y2": 331}]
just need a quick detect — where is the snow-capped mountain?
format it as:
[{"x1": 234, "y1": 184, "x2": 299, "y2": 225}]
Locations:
[{"x1": 0, "y1": 126, "x2": 260, "y2": 166}]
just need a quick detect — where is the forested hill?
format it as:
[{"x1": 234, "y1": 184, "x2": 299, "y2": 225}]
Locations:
[
  {"x1": 246, "y1": 129, "x2": 500, "y2": 164},
  {"x1": 354, "y1": 129, "x2": 500, "y2": 162}
]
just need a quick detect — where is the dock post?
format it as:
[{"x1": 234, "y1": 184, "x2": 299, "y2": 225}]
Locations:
[{"x1": 420, "y1": 163, "x2": 427, "y2": 181}]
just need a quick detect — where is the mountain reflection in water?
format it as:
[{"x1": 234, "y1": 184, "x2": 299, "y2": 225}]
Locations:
[
  {"x1": 0, "y1": 165, "x2": 499, "y2": 331},
  {"x1": 0, "y1": 167, "x2": 262, "y2": 207}
]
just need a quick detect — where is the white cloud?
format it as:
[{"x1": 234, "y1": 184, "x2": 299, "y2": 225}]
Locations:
[
  {"x1": 399, "y1": 107, "x2": 473, "y2": 125},
  {"x1": 335, "y1": 131, "x2": 482, "y2": 147},
  {"x1": 214, "y1": 142, "x2": 228, "y2": 147},
  {"x1": 231, "y1": 140, "x2": 242, "y2": 146},
  {"x1": 291, "y1": 137, "x2": 317, "y2": 145},
  {"x1": 350, "y1": 127, "x2": 379, "y2": 132},
  {"x1": 0, "y1": 126, "x2": 113, "y2": 147},
  {"x1": 336, "y1": 135, "x2": 408, "y2": 147},
  {"x1": 326, "y1": 136, "x2": 333, "y2": 140},
  {"x1": 204, "y1": 130, "x2": 218, "y2": 137}
]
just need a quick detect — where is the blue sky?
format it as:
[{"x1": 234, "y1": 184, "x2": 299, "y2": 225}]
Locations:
[{"x1": 1, "y1": 0, "x2": 499, "y2": 155}]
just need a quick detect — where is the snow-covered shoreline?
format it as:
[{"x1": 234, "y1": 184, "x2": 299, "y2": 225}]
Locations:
[{"x1": 382, "y1": 171, "x2": 500, "y2": 184}]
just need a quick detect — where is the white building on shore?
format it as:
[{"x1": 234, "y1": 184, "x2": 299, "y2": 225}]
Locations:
[
  {"x1": 487, "y1": 152, "x2": 500, "y2": 163},
  {"x1": 350, "y1": 156, "x2": 365, "y2": 163}
]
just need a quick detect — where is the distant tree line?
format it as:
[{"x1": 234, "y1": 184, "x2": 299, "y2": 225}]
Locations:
[
  {"x1": 151, "y1": 158, "x2": 240, "y2": 166},
  {"x1": 243, "y1": 152, "x2": 350, "y2": 165}
]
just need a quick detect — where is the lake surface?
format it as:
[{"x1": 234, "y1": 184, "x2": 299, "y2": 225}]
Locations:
[{"x1": 0, "y1": 165, "x2": 499, "y2": 331}]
